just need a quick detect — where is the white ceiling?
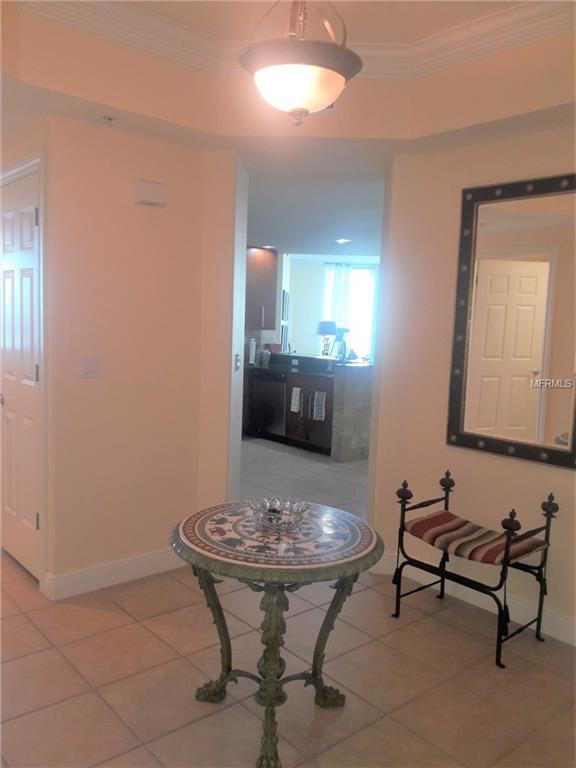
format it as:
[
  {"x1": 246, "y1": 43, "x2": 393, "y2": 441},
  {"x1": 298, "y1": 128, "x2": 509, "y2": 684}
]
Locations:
[
  {"x1": 247, "y1": 177, "x2": 385, "y2": 257},
  {"x1": 132, "y1": 2, "x2": 516, "y2": 44},
  {"x1": 24, "y1": 1, "x2": 575, "y2": 78}
]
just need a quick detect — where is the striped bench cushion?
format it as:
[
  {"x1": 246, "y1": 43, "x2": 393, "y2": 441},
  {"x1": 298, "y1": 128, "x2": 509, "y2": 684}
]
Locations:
[{"x1": 405, "y1": 509, "x2": 545, "y2": 565}]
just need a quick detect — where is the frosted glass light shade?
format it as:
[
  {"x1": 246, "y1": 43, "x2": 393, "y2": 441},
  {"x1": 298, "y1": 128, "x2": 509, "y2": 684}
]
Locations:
[
  {"x1": 239, "y1": 39, "x2": 362, "y2": 122},
  {"x1": 254, "y1": 64, "x2": 346, "y2": 114}
]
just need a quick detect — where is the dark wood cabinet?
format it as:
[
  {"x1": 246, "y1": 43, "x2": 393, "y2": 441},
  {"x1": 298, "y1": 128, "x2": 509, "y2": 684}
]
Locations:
[
  {"x1": 245, "y1": 247, "x2": 278, "y2": 331},
  {"x1": 286, "y1": 373, "x2": 333, "y2": 452}
]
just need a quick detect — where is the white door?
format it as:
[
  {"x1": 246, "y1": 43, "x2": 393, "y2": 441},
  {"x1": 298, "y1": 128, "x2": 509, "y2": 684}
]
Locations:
[
  {"x1": 1, "y1": 171, "x2": 42, "y2": 576},
  {"x1": 464, "y1": 258, "x2": 550, "y2": 443}
]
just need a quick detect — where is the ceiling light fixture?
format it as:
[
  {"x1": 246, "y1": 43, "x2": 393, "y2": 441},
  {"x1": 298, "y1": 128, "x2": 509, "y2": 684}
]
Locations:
[
  {"x1": 239, "y1": 1, "x2": 362, "y2": 126},
  {"x1": 335, "y1": 238, "x2": 351, "y2": 244}
]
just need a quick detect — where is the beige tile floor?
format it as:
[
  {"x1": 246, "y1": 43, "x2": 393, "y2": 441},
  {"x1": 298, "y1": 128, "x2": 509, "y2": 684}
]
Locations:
[
  {"x1": 239, "y1": 438, "x2": 369, "y2": 520},
  {"x1": 0, "y1": 440, "x2": 574, "y2": 767},
  {"x1": 2, "y1": 550, "x2": 574, "y2": 768}
]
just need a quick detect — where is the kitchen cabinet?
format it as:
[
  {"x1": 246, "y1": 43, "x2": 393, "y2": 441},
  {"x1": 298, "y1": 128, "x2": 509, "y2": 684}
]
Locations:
[
  {"x1": 245, "y1": 247, "x2": 278, "y2": 331},
  {"x1": 286, "y1": 373, "x2": 333, "y2": 453}
]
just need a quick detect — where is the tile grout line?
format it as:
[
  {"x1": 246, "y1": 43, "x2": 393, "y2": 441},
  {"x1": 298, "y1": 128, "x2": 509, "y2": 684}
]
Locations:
[
  {"x1": 485, "y1": 701, "x2": 574, "y2": 768},
  {"x1": 5, "y1": 604, "x2": 240, "y2": 766}
]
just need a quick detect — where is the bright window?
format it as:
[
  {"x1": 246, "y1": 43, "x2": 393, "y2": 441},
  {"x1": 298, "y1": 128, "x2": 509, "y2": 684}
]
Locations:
[{"x1": 323, "y1": 264, "x2": 377, "y2": 359}]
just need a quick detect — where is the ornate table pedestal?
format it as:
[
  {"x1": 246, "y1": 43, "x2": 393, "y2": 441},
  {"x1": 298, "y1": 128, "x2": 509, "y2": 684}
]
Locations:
[{"x1": 171, "y1": 502, "x2": 384, "y2": 768}]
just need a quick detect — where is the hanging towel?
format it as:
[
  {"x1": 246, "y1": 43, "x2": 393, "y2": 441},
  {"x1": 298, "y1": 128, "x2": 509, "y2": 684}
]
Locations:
[
  {"x1": 313, "y1": 391, "x2": 326, "y2": 421},
  {"x1": 290, "y1": 387, "x2": 302, "y2": 413}
]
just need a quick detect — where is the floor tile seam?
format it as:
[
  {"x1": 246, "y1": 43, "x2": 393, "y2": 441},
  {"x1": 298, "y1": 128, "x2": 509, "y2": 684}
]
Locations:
[
  {"x1": 1, "y1": 605, "x2": 63, "y2": 659},
  {"x1": 165, "y1": 570, "x2": 207, "y2": 593},
  {"x1": 141, "y1": 615, "x2": 255, "y2": 655},
  {"x1": 389, "y1": 692, "x2": 563, "y2": 768},
  {"x1": 180, "y1": 651, "x2": 242, "y2": 689},
  {"x1": 0, "y1": 688, "x2": 94, "y2": 727},
  {"x1": 1, "y1": 591, "x2": 48, "y2": 614},
  {"x1": 284, "y1": 634, "x2": 376, "y2": 672},
  {"x1": 29, "y1": 614, "x2": 138, "y2": 649},
  {"x1": 487, "y1": 701, "x2": 575, "y2": 767},
  {"x1": 106, "y1": 573, "x2": 204, "y2": 600},
  {"x1": 323, "y1": 604, "x2": 426, "y2": 639},
  {"x1": 1, "y1": 645, "x2": 56, "y2": 665},
  {"x1": 218, "y1": 601, "x2": 318, "y2": 632},
  {"x1": 382, "y1": 645, "x2": 546, "y2": 723},
  {"x1": 374, "y1": 608, "x2": 489, "y2": 645},
  {"x1": 90, "y1": 744, "x2": 160, "y2": 768},
  {"x1": 139, "y1": 600, "x2": 254, "y2": 640},
  {"x1": 53, "y1": 617, "x2": 187, "y2": 688},
  {"x1": 45, "y1": 636, "x2": 153, "y2": 747},
  {"x1": 431, "y1": 607, "x2": 516, "y2": 645},
  {"x1": 288, "y1": 711, "x2": 412, "y2": 765},
  {"x1": 235, "y1": 698, "x2": 306, "y2": 761},
  {"x1": 43, "y1": 634, "x2": 149, "y2": 750},
  {"x1": 139, "y1": 699, "x2": 242, "y2": 752},
  {"x1": 504, "y1": 646, "x2": 576, "y2": 684},
  {"x1": 376, "y1": 633, "x2": 496, "y2": 679},
  {"x1": 95, "y1": 677, "x2": 239, "y2": 751},
  {"x1": 238, "y1": 695, "x2": 385, "y2": 762},
  {"x1": 385, "y1": 711, "x2": 470, "y2": 767},
  {"x1": 91, "y1": 648, "x2": 217, "y2": 694},
  {"x1": 104, "y1": 593, "x2": 206, "y2": 623}
]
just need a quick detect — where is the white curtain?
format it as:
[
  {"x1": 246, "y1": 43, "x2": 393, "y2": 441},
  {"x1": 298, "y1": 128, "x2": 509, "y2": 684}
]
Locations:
[{"x1": 323, "y1": 264, "x2": 376, "y2": 359}]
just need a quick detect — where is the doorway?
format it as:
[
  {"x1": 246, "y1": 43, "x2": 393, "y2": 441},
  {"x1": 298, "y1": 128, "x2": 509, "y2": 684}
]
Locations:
[
  {"x1": 1, "y1": 159, "x2": 44, "y2": 578},
  {"x1": 237, "y1": 172, "x2": 384, "y2": 517}
]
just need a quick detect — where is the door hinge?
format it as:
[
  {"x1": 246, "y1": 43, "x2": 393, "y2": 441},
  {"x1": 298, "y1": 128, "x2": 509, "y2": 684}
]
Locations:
[
  {"x1": 35, "y1": 513, "x2": 40, "y2": 531},
  {"x1": 34, "y1": 207, "x2": 39, "y2": 227},
  {"x1": 35, "y1": 363, "x2": 40, "y2": 382}
]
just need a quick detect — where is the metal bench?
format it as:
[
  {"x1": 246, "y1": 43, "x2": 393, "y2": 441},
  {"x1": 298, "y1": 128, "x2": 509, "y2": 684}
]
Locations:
[{"x1": 392, "y1": 471, "x2": 558, "y2": 667}]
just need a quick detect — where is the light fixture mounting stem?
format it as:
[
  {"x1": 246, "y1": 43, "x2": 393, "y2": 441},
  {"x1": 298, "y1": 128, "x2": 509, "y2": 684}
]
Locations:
[{"x1": 288, "y1": 0, "x2": 307, "y2": 39}]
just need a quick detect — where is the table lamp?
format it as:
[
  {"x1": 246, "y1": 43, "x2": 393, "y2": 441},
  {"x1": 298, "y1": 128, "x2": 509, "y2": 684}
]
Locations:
[{"x1": 316, "y1": 320, "x2": 337, "y2": 356}]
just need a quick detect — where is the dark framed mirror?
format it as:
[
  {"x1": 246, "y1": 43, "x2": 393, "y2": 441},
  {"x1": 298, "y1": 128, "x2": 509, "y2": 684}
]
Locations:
[{"x1": 448, "y1": 173, "x2": 576, "y2": 468}]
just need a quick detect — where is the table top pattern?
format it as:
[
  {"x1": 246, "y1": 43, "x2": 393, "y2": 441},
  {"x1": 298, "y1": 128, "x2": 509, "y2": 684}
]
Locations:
[{"x1": 172, "y1": 501, "x2": 382, "y2": 580}]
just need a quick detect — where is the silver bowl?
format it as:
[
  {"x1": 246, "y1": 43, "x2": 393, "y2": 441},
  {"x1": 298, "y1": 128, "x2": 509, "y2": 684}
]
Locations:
[{"x1": 248, "y1": 497, "x2": 309, "y2": 535}]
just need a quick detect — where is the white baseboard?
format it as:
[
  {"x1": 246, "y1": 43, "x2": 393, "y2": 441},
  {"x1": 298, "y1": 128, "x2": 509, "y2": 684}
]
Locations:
[
  {"x1": 42, "y1": 547, "x2": 182, "y2": 601},
  {"x1": 40, "y1": 547, "x2": 575, "y2": 646},
  {"x1": 371, "y1": 553, "x2": 575, "y2": 646}
]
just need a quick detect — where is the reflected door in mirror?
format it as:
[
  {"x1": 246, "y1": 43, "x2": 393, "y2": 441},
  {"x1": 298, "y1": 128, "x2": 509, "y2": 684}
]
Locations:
[{"x1": 465, "y1": 258, "x2": 550, "y2": 443}]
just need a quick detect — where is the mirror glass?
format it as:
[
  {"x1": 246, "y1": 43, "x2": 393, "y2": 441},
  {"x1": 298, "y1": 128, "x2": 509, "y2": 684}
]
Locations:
[{"x1": 463, "y1": 191, "x2": 575, "y2": 451}]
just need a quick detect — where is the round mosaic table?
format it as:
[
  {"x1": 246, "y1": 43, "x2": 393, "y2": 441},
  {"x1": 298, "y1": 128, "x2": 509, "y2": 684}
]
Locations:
[{"x1": 171, "y1": 501, "x2": 384, "y2": 768}]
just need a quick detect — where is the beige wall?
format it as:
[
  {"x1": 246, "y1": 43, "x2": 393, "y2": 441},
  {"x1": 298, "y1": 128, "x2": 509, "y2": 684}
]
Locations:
[
  {"x1": 41, "y1": 115, "x2": 242, "y2": 573},
  {"x1": 196, "y1": 152, "x2": 248, "y2": 508},
  {"x1": 289, "y1": 260, "x2": 325, "y2": 356},
  {"x1": 371, "y1": 124, "x2": 575, "y2": 630}
]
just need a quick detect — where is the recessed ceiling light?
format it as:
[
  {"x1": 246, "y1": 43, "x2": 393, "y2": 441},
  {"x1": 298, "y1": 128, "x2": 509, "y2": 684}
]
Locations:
[{"x1": 335, "y1": 238, "x2": 351, "y2": 244}]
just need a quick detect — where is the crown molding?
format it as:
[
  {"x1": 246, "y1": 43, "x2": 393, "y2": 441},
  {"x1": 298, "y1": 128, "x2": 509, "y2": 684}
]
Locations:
[{"x1": 22, "y1": 1, "x2": 574, "y2": 80}]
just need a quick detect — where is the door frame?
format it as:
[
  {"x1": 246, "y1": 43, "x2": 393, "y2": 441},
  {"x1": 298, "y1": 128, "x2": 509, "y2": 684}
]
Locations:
[{"x1": 1, "y1": 151, "x2": 48, "y2": 587}]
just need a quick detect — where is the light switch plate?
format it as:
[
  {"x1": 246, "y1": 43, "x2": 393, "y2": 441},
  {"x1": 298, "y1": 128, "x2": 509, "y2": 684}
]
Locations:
[
  {"x1": 133, "y1": 179, "x2": 166, "y2": 207},
  {"x1": 80, "y1": 357, "x2": 101, "y2": 378}
]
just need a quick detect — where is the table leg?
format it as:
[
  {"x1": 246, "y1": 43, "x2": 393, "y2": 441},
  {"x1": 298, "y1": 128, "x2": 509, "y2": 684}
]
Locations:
[
  {"x1": 255, "y1": 584, "x2": 289, "y2": 768},
  {"x1": 309, "y1": 575, "x2": 356, "y2": 707},
  {"x1": 193, "y1": 566, "x2": 233, "y2": 703}
]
